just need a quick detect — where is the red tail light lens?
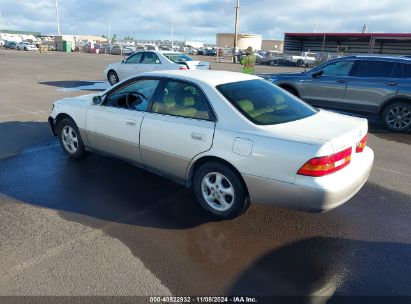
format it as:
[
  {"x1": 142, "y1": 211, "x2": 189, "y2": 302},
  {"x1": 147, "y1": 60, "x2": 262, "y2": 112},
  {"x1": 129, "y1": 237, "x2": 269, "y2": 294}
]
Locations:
[
  {"x1": 297, "y1": 147, "x2": 352, "y2": 177},
  {"x1": 356, "y1": 134, "x2": 368, "y2": 153},
  {"x1": 179, "y1": 66, "x2": 189, "y2": 70}
]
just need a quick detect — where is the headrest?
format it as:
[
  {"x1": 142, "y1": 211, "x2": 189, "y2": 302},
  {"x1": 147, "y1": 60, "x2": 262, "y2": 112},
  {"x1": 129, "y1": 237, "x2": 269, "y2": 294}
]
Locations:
[
  {"x1": 183, "y1": 96, "x2": 195, "y2": 107},
  {"x1": 237, "y1": 99, "x2": 254, "y2": 112}
]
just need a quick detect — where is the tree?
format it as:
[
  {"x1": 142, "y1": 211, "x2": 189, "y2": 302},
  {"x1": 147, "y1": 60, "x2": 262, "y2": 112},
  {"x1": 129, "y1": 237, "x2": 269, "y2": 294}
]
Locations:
[{"x1": 111, "y1": 34, "x2": 117, "y2": 43}]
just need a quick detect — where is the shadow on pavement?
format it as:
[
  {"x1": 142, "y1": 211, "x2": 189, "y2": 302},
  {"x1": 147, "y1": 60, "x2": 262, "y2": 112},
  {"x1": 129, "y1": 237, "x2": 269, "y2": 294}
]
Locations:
[
  {"x1": 229, "y1": 237, "x2": 411, "y2": 300},
  {"x1": 367, "y1": 119, "x2": 411, "y2": 144},
  {"x1": 39, "y1": 80, "x2": 108, "y2": 92}
]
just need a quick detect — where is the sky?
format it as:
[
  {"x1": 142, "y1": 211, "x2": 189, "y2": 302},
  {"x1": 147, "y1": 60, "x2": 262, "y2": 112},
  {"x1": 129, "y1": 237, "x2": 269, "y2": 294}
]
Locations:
[{"x1": 1, "y1": 0, "x2": 411, "y2": 42}]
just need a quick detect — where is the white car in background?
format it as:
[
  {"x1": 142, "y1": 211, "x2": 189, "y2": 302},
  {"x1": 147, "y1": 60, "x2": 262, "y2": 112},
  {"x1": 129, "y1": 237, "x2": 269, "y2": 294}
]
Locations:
[
  {"x1": 104, "y1": 51, "x2": 210, "y2": 85},
  {"x1": 16, "y1": 41, "x2": 38, "y2": 51},
  {"x1": 48, "y1": 70, "x2": 373, "y2": 219}
]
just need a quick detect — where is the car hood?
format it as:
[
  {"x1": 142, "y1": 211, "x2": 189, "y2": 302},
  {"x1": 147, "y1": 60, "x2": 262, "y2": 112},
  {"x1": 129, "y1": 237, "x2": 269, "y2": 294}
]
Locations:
[
  {"x1": 56, "y1": 93, "x2": 96, "y2": 106},
  {"x1": 258, "y1": 110, "x2": 368, "y2": 153}
]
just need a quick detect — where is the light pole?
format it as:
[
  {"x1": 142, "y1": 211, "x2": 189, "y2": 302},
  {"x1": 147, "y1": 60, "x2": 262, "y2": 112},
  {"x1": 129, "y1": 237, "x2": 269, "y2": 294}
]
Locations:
[
  {"x1": 233, "y1": 0, "x2": 240, "y2": 63},
  {"x1": 55, "y1": 0, "x2": 61, "y2": 35}
]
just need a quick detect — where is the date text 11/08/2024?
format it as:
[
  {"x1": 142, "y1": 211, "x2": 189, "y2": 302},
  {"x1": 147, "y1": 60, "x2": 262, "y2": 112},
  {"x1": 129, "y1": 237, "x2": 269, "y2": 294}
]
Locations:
[{"x1": 149, "y1": 296, "x2": 258, "y2": 303}]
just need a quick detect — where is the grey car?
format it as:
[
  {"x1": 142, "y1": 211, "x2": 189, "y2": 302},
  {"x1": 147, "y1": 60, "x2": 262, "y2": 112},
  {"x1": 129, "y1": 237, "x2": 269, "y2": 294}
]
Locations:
[{"x1": 259, "y1": 56, "x2": 411, "y2": 132}]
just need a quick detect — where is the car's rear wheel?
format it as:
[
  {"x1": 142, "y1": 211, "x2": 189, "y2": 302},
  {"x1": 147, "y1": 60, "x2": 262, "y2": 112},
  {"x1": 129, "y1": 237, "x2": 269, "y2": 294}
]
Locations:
[
  {"x1": 281, "y1": 86, "x2": 298, "y2": 97},
  {"x1": 107, "y1": 71, "x2": 119, "y2": 85},
  {"x1": 296, "y1": 59, "x2": 304, "y2": 67},
  {"x1": 57, "y1": 118, "x2": 88, "y2": 159},
  {"x1": 269, "y1": 60, "x2": 276, "y2": 66},
  {"x1": 382, "y1": 102, "x2": 411, "y2": 132},
  {"x1": 194, "y1": 162, "x2": 248, "y2": 219}
]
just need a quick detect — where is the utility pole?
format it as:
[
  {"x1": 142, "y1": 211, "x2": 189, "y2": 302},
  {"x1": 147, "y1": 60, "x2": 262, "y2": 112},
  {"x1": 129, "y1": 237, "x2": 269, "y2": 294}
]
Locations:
[
  {"x1": 0, "y1": 9, "x2": 4, "y2": 30},
  {"x1": 55, "y1": 0, "x2": 61, "y2": 35},
  {"x1": 313, "y1": 18, "x2": 317, "y2": 33},
  {"x1": 171, "y1": 16, "x2": 174, "y2": 51},
  {"x1": 233, "y1": 0, "x2": 240, "y2": 63}
]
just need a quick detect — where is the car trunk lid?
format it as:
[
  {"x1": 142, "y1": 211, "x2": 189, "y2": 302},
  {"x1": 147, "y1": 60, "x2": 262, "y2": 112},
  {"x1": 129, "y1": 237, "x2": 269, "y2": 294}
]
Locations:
[
  {"x1": 185, "y1": 61, "x2": 210, "y2": 70},
  {"x1": 261, "y1": 110, "x2": 368, "y2": 156}
]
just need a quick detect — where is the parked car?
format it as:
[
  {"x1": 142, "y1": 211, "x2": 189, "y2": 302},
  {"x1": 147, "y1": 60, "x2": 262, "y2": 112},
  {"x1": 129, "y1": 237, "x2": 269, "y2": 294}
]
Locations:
[
  {"x1": 287, "y1": 52, "x2": 317, "y2": 67},
  {"x1": 48, "y1": 70, "x2": 373, "y2": 219},
  {"x1": 16, "y1": 41, "x2": 38, "y2": 51},
  {"x1": 104, "y1": 51, "x2": 210, "y2": 85},
  {"x1": 4, "y1": 41, "x2": 17, "y2": 49},
  {"x1": 259, "y1": 55, "x2": 411, "y2": 132}
]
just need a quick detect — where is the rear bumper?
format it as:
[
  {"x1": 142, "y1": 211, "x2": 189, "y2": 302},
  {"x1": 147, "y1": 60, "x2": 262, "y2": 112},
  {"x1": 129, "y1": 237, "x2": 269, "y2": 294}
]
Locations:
[{"x1": 243, "y1": 147, "x2": 374, "y2": 212}]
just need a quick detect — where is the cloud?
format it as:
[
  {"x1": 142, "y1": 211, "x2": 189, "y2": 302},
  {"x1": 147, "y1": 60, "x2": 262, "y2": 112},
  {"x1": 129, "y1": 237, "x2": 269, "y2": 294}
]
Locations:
[{"x1": 0, "y1": 0, "x2": 411, "y2": 42}]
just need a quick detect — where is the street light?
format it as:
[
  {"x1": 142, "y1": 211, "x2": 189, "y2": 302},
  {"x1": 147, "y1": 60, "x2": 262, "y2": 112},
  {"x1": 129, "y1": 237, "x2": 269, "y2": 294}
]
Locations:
[
  {"x1": 55, "y1": 0, "x2": 61, "y2": 35},
  {"x1": 233, "y1": 0, "x2": 240, "y2": 63}
]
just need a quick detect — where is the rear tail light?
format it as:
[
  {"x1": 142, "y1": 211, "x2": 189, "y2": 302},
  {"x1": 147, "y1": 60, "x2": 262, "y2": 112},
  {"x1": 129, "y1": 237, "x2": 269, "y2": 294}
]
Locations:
[
  {"x1": 356, "y1": 134, "x2": 368, "y2": 153},
  {"x1": 179, "y1": 65, "x2": 189, "y2": 70},
  {"x1": 297, "y1": 147, "x2": 352, "y2": 177}
]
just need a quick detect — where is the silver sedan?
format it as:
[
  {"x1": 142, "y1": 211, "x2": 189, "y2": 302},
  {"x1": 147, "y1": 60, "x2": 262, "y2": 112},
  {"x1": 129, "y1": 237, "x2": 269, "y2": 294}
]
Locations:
[{"x1": 49, "y1": 70, "x2": 374, "y2": 219}]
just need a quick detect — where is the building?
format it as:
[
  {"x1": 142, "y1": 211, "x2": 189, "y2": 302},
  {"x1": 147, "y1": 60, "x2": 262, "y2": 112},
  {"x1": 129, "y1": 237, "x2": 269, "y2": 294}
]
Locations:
[
  {"x1": 261, "y1": 40, "x2": 284, "y2": 52},
  {"x1": 284, "y1": 33, "x2": 411, "y2": 56},
  {"x1": 216, "y1": 33, "x2": 262, "y2": 51},
  {"x1": 0, "y1": 30, "x2": 40, "y2": 43}
]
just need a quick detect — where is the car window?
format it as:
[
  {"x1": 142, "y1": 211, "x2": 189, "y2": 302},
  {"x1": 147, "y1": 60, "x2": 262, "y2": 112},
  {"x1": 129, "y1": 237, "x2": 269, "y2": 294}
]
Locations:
[
  {"x1": 404, "y1": 64, "x2": 411, "y2": 78},
  {"x1": 152, "y1": 81, "x2": 211, "y2": 120},
  {"x1": 217, "y1": 79, "x2": 317, "y2": 125},
  {"x1": 141, "y1": 52, "x2": 161, "y2": 64},
  {"x1": 321, "y1": 60, "x2": 354, "y2": 76},
  {"x1": 125, "y1": 52, "x2": 143, "y2": 64},
  {"x1": 163, "y1": 53, "x2": 193, "y2": 63},
  {"x1": 103, "y1": 79, "x2": 160, "y2": 111},
  {"x1": 352, "y1": 60, "x2": 401, "y2": 78}
]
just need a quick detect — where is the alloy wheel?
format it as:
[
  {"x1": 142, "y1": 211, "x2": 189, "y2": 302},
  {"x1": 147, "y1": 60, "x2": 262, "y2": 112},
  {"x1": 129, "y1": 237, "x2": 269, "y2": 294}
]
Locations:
[
  {"x1": 386, "y1": 105, "x2": 411, "y2": 130},
  {"x1": 61, "y1": 125, "x2": 79, "y2": 153},
  {"x1": 201, "y1": 172, "x2": 235, "y2": 212}
]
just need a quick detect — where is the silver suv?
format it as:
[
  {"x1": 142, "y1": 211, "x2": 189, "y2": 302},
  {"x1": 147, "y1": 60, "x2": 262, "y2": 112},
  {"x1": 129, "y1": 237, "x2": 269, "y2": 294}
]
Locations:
[{"x1": 259, "y1": 56, "x2": 411, "y2": 132}]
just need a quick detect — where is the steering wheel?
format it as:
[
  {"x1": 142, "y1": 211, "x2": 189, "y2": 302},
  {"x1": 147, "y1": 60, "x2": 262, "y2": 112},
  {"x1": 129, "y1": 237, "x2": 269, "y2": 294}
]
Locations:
[{"x1": 125, "y1": 92, "x2": 147, "y2": 109}]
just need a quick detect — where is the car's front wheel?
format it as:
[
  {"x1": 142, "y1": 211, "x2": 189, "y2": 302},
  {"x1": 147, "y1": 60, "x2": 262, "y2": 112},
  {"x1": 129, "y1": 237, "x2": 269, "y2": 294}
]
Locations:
[
  {"x1": 57, "y1": 118, "x2": 88, "y2": 159},
  {"x1": 107, "y1": 71, "x2": 119, "y2": 85},
  {"x1": 382, "y1": 102, "x2": 411, "y2": 132},
  {"x1": 194, "y1": 162, "x2": 249, "y2": 219}
]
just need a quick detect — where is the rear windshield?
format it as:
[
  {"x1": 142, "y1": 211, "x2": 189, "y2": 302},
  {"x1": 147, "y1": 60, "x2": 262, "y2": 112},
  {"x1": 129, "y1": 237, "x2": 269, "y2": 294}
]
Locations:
[
  {"x1": 164, "y1": 54, "x2": 193, "y2": 63},
  {"x1": 217, "y1": 79, "x2": 317, "y2": 125}
]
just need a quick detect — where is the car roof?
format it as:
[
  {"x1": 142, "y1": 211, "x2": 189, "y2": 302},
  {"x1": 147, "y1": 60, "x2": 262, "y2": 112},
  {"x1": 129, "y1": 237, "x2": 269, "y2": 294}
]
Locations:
[
  {"x1": 338, "y1": 55, "x2": 411, "y2": 63},
  {"x1": 140, "y1": 70, "x2": 260, "y2": 86}
]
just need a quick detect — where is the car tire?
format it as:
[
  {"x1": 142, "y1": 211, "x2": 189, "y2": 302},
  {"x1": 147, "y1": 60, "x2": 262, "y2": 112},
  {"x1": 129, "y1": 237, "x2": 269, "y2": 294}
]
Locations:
[
  {"x1": 194, "y1": 162, "x2": 249, "y2": 219},
  {"x1": 269, "y1": 60, "x2": 275, "y2": 66},
  {"x1": 107, "y1": 71, "x2": 119, "y2": 85},
  {"x1": 296, "y1": 59, "x2": 304, "y2": 67},
  {"x1": 57, "y1": 118, "x2": 88, "y2": 159},
  {"x1": 382, "y1": 102, "x2": 411, "y2": 132},
  {"x1": 282, "y1": 86, "x2": 298, "y2": 97}
]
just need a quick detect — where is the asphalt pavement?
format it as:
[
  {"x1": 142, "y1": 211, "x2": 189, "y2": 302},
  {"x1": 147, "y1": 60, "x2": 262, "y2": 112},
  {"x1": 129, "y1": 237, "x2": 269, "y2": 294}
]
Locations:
[{"x1": 0, "y1": 49, "x2": 410, "y2": 302}]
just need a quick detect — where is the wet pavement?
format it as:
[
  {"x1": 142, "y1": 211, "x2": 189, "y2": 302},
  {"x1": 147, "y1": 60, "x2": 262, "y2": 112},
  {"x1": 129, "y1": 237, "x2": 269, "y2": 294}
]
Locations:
[{"x1": 0, "y1": 49, "x2": 411, "y2": 301}]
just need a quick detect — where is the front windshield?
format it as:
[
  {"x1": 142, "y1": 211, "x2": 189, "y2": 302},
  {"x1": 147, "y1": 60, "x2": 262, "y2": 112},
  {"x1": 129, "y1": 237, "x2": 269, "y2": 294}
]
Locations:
[
  {"x1": 164, "y1": 53, "x2": 193, "y2": 63},
  {"x1": 217, "y1": 79, "x2": 318, "y2": 125}
]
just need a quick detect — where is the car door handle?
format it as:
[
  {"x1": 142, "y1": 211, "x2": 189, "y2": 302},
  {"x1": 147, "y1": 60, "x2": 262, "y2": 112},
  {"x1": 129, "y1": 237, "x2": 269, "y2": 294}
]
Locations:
[
  {"x1": 387, "y1": 82, "x2": 398, "y2": 86},
  {"x1": 126, "y1": 120, "x2": 136, "y2": 126},
  {"x1": 337, "y1": 80, "x2": 347, "y2": 83},
  {"x1": 191, "y1": 132, "x2": 204, "y2": 141}
]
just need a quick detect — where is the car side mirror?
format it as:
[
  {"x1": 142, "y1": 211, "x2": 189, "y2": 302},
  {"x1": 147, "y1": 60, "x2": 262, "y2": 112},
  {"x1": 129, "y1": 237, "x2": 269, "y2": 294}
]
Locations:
[
  {"x1": 312, "y1": 70, "x2": 323, "y2": 78},
  {"x1": 92, "y1": 95, "x2": 103, "y2": 105}
]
